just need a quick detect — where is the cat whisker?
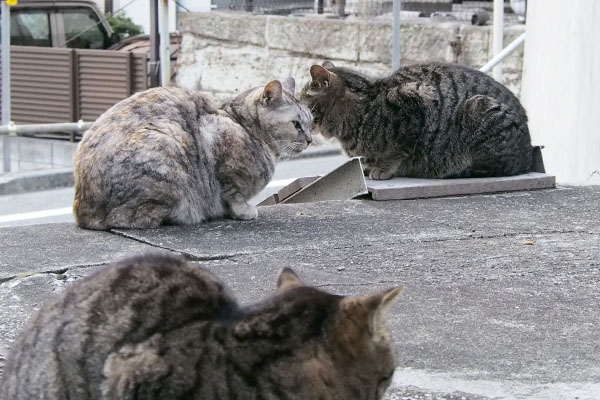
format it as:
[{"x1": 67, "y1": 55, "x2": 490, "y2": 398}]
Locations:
[
  {"x1": 280, "y1": 144, "x2": 295, "y2": 160},
  {"x1": 271, "y1": 140, "x2": 294, "y2": 149},
  {"x1": 277, "y1": 142, "x2": 306, "y2": 160},
  {"x1": 283, "y1": 143, "x2": 303, "y2": 159}
]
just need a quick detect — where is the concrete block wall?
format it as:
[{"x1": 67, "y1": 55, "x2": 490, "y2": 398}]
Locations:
[
  {"x1": 0, "y1": 137, "x2": 77, "y2": 173},
  {"x1": 176, "y1": 12, "x2": 525, "y2": 104}
]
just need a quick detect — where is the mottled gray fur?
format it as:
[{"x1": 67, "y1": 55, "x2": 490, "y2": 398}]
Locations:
[
  {"x1": 0, "y1": 253, "x2": 402, "y2": 400},
  {"x1": 0, "y1": 354, "x2": 5, "y2": 382},
  {"x1": 300, "y1": 62, "x2": 533, "y2": 179},
  {"x1": 74, "y1": 79, "x2": 312, "y2": 230}
]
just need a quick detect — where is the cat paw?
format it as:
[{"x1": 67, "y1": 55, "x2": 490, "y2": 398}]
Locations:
[
  {"x1": 368, "y1": 168, "x2": 394, "y2": 180},
  {"x1": 230, "y1": 202, "x2": 258, "y2": 220}
]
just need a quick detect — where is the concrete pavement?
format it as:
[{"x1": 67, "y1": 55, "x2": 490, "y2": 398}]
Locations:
[{"x1": 0, "y1": 185, "x2": 599, "y2": 399}]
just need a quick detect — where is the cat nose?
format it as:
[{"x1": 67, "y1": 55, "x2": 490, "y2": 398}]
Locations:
[{"x1": 306, "y1": 137, "x2": 312, "y2": 145}]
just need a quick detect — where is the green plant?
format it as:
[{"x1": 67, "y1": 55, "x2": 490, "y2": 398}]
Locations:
[{"x1": 105, "y1": 12, "x2": 143, "y2": 39}]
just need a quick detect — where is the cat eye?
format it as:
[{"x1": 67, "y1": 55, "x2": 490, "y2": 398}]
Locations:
[{"x1": 293, "y1": 121, "x2": 303, "y2": 133}]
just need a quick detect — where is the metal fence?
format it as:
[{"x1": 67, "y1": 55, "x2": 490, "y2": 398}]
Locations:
[
  {"x1": 219, "y1": 0, "x2": 526, "y2": 24},
  {"x1": 0, "y1": 46, "x2": 147, "y2": 127}
]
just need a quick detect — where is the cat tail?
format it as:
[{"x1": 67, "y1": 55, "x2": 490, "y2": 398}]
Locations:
[
  {"x1": 529, "y1": 145, "x2": 544, "y2": 173},
  {"x1": 73, "y1": 188, "x2": 109, "y2": 231}
]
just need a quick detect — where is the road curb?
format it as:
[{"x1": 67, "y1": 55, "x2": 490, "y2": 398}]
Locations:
[{"x1": 0, "y1": 169, "x2": 74, "y2": 196}]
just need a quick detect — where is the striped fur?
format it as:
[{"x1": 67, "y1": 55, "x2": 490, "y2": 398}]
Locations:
[
  {"x1": 0, "y1": 353, "x2": 5, "y2": 381},
  {"x1": 73, "y1": 80, "x2": 312, "y2": 230},
  {"x1": 0, "y1": 253, "x2": 402, "y2": 400},
  {"x1": 300, "y1": 62, "x2": 533, "y2": 179}
]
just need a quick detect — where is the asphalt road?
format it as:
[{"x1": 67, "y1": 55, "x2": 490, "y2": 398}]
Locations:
[{"x1": 0, "y1": 154, "x2": 349, "y2": 228}]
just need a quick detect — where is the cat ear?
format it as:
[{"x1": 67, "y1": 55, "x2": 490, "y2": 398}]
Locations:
[
  {"x1": 337, "y1": 286, "x2": 404, "y2": 345},
  {"x1": 310, "y1": 65, "x2": 331, "y2": 88},
  {"x1": 276, "y1": 267, "x2": 304, "y2": 293},
  {"x1": 262, "y1": 80, "x2": 283, "y2": 106},
  {"x1": 281, "y1": 77, "x2": 296, "y2": 94},
  {"x1": 322, "y1": 60, "x2": 335, "y2": 69},
  {"x1": 379, "y1": 286, "x2": 404, "y2": 308}
]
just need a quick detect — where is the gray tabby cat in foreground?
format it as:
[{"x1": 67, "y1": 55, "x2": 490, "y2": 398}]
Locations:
[
  {"x1": 0, "y1": 253, "x2": 403, "y2": 400},
  {"x1": 74, "y1": 79, "x2": 312, "y2": 230},
  {"x1": 301, "y1": 61, "x2": 533, "y2": 179}
]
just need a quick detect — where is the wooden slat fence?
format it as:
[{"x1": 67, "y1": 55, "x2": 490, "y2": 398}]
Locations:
[{"x1": 0, "y1": 46, "x2": 148, "y2": 125}]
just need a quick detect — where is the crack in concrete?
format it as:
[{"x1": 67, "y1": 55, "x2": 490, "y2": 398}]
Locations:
[
  {"x1": 394, "y1": 209, "x2": 591, "y2": 242},
  {"x1": 102, "y1": 225, "x2": 594, "y2": 267},
  {"x1": 108, "y1": 229, "x2": 192, "y2": 255},
  {"x1": 108, "y1": 229, "x2": 248, "y2": 262},
  {"x1": 431, "y1": 228, "x2": 587, "y2": 241},
  {"x1": 184, "y1": 252, "x2": 251, "y2": 262},
  {"x1": 0, "y1": 262, "x2": 109, "y2": 285},
  {"x1": 2, "y1": 224, "x2": 591, "y2": 286}
]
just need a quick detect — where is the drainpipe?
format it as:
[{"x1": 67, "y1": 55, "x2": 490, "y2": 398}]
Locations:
[
  {"x1": 159, "y1": 0, "x2": 170, "y2": 86},
  {"x1": 2, "y1": 0, "x2": 12, "y2": 172},
  {"x1": 149, "y1": 0, "x2": 160, "y2": 87},
  {"x1": 104, "y1": 0, "x2": 113, "y2": 14}
]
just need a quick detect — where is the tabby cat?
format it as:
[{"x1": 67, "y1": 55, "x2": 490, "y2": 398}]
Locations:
[
  {"x1": 73, "y1": 78, "x2": 312, "y2": 230},
  {"x1": 300, "y1": 61, "x2": 533, "y2": 179},
  {"x1": 0, "y1": 253, "x2": 402, "y2": 400}
]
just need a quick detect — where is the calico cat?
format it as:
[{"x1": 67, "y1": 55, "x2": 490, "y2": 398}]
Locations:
[
  {"x1": 300, "y1": 61, "x2": 533, "y2": 179},
  {"x1": 0, "y1": 253, "x2": 402, "y2": 400},
  {"x1": 73, "y1": 78, "x2": 312, "y2": 230}
]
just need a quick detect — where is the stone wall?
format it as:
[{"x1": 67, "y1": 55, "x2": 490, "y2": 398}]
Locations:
[{"x1": 176, "y1": 12, "x2": 525, "y2": 103}]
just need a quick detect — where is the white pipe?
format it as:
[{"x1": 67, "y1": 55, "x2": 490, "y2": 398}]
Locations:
[
  {"x1": 392, "y1": 0, "x2": 401, "y2": 72},
  {"x1": 0, "y1": 121, "x2": 93, "y2": 136},
  {"x1": 480, "y1": 32, "x2": 526, "y2": 73},
  {"x1": 492, "y1": 0, "x2": 504, "y2": 82},
  {"x1": 2, "y1": 1, "x2": 11, "y2": 172},
  {"x1": 159, "y1": 0, "x2": 170, "y2": 86}
]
